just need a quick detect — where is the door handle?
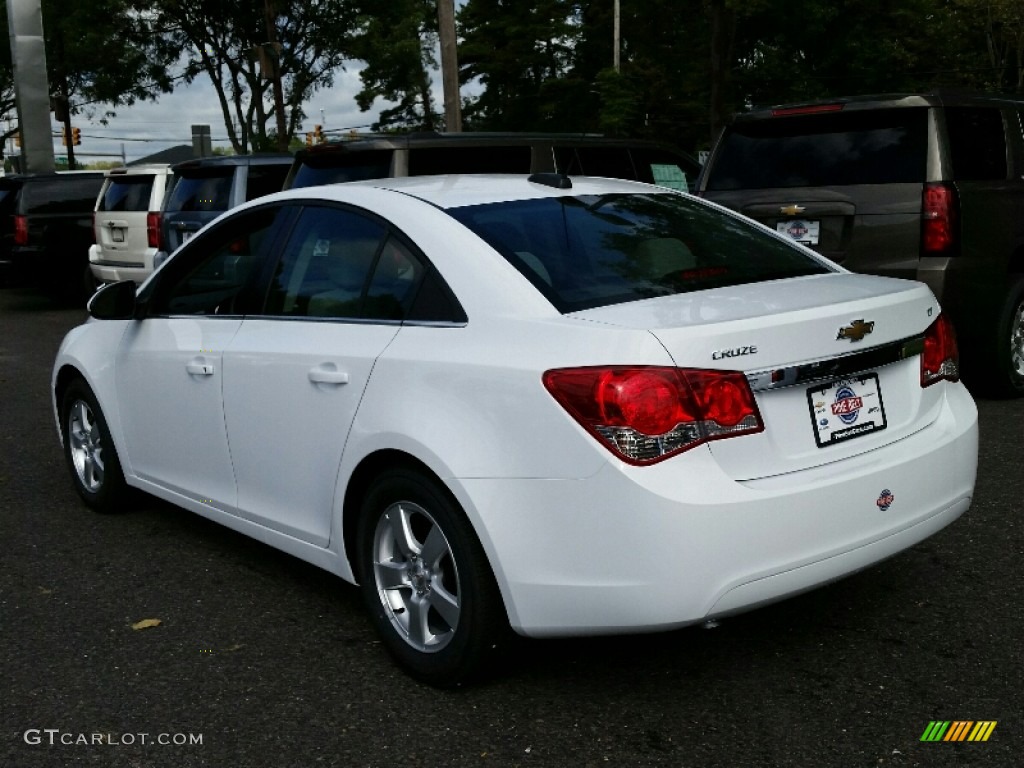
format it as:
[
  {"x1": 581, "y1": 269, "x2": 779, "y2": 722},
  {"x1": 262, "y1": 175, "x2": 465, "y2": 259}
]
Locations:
[
  {"x1": 308, "y1": 367, "x2": 349, "y2": 385},
  {"x1": 186, "y1": 360, "x2": 215, "y2": 376}
]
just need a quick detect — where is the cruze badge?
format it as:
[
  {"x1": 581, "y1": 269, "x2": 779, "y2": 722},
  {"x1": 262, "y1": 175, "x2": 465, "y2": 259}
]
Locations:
[
  {"x1": 837, "y1": 319, "x2": 875, "y2": 342},
  {"x1": 780, "y1": 204, "x2": 806, "y2": 216},
  {"x1": 712, "y1": 345, "x2": 758, "y2": 360}
]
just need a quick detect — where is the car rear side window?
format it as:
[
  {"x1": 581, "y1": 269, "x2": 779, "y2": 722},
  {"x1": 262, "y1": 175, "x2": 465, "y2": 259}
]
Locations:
[
  {"x1": 706, "y1": 108, "x2": 928, "y2": 190},
  {"x1": 99, "y1": 176, "x2": 155, "y2": 212},
  {"x1": 449, "y1": 193, "x2": 832, "y2": 313},
  {"x1": 263, "y1": 206, "x2": 426, "y2": 321},
  {"x1": 166, "y1": 170, "x2": 233, "y2": 212},
  {"x1": 945, "y1": 107, "x2": 1007, "y2": 181}
]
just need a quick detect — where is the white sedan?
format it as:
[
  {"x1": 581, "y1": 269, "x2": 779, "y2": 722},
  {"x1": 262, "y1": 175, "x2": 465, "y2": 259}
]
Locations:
[{"x1": 53, "y1": 174, "x2": 978, "y2": 685}]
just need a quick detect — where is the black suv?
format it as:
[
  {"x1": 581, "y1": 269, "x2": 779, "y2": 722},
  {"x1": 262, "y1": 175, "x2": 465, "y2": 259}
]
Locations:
[
  {"x1": 284, "y1": 132, "x2": 700, "y2": 193},
  {"x1": 0, "y1": 171, "x2": 105, "y2": 294},
  {"x1": 699, "y1": 92, "x2": 1024, "y2": 395},
  {"x1": 162, "y1": 154, "x2": 293, "y2": 253}
]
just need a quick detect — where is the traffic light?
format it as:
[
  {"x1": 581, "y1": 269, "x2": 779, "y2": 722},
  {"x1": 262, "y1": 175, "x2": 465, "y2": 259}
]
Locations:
[
  {"x1": 314, "y1": 124, "x2": 323, "y2": 143},
  {"x1": 305, "y1": 132, "x2": 313, "y2": 147},
  {"x1": 14, "y1": 132, "x2": 21, "y2": 148},
  {"x1": 72, "y1": 127, "x2": 81, "y2": 146},
  {"x1": 61, "y1": 126, "x2": 68, "y2": 146}
]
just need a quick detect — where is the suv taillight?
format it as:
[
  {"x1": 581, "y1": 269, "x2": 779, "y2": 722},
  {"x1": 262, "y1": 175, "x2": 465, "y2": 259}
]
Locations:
[
  {"x1": 542, "y1": 366, "x2": 763, "y2": 465},
  {"x1": 922, "y1": 182, "x2": 959, "y2": 256},
  {"x1": 921, "y1": 314, "x2": 959, "y2": 387},
  {"x1": 13, "y1": 214, "x2": 27, "y2": 246},
  {"x1": 147, "y1": 212, "x2": 162, "y2": 249}
]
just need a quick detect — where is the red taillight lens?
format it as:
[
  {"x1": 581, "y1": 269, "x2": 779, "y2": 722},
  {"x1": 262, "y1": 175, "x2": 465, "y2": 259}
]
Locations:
[
  {"x1": 13, "y1": 214, "x2": 27, "y2": 246},
  {"x1": 543, "y1": 366, "x2": 763, "y2": 464},
  {"x1": 147, "y1": 212, "x2": 162, "y2": 249},
  {"x1": 922, "y1": 182, "x2": 959, "y2": 256},
  {"x1": 921, "y1": 314, "x2": 959, "y2": 387}
]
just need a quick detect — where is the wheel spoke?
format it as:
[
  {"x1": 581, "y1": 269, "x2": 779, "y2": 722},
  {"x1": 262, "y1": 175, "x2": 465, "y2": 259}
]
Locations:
[
  {"x1": 420, "y1": 524, "x2": 448, "y2": 568},
  {"x1": 386, "y1": 504, "x2": 419, "y2": 559},
  {"x1": 406, "y1": 594, "x2": 433, "y2": 647},
  {"x1": 374, "y1": 560, "x2": 408, "y2": 591},
  {"x1": 427, "y1": 581, "x2": 460, "y2": 630}
]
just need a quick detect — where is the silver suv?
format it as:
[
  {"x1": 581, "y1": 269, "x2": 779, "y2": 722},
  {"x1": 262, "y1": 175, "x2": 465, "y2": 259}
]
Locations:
[{"x1": 90, "y1": 165, "x2": 175, "y2": 285}]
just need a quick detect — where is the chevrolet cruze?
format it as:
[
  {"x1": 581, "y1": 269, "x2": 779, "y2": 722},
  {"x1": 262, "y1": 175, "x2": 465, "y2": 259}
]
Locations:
[{"x1": 52, "y1": 174, "x2": 978, "y2": 685}]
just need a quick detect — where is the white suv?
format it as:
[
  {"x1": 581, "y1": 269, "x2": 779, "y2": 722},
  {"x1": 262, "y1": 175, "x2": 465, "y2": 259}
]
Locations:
[{"x1": 89, "y1": 164, "x2": 174, "y2": 285}]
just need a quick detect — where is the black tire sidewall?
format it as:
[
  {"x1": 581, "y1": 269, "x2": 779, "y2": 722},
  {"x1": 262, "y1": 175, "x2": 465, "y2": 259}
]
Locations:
[{"x1": 356, "y1": 468, "x2": 504, "y2": 687}]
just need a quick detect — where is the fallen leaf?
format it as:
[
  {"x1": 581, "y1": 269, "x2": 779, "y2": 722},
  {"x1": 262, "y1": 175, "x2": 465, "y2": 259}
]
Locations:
[{"x1": 131, "y1": 618, "x2": 162, "y2": 631}]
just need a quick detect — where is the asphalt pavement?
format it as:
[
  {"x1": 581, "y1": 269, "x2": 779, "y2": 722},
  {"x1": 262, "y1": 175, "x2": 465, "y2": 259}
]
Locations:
[{"x1": 1, "y1": 285, "x2": 1021, "y2": 768}]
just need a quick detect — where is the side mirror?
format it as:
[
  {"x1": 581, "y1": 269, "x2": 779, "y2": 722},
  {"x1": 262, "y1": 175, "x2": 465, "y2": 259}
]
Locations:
[{"x1": 87, "y1": 280, "x2": 138, "y2": 320}]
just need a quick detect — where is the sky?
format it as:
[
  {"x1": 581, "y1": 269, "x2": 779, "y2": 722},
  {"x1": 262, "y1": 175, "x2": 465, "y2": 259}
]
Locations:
[{"x1": 61, "y1": 65, "x2": 407, "y2": 165}]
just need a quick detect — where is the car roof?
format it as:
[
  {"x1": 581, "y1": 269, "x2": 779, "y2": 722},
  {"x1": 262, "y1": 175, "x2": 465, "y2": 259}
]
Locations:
[
  {"x1": 106, "y1": 164, "x2": 172, "y2": 177},
  {"x1": 270, "y1": 173, "x2": 671, "y2": 210},
  {"x1": 172, "y1": 153, "x2": 293, "y2": 172}
]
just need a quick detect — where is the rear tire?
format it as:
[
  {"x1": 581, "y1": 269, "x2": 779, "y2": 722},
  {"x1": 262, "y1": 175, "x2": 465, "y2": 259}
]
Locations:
[
  {"x1": 61, "y1": 379, "x2": 129, "y2": 513},
  {"x1": 356, "y1": 468, "x2": 507, "y2": 687},
  {"x1": 993, "y1": 277, "x2": 1024, "y2": 397}
]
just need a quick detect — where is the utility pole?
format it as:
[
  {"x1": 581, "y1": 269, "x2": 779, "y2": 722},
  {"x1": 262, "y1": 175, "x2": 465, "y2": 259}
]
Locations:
[
  {"x1": 7, "y1": 0, "x2": 55, "y2": 173},
  {"x1": 263, "y1": 0, "x2": 288, "y2": 151},
  {"x1": 613, "y1": 0, "x2": 620, "y2": 72},
  {"x1": 437, "y1": 0, "x2": 462, "y2": 132}
]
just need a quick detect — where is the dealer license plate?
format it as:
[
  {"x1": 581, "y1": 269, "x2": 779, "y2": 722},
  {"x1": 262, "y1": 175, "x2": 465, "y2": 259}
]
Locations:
[
  {"x1": 111, "y1": 229, "x2": 124, "y2": 243},
  {"x1": 777, "y1": 219, "x2": 820, "y2": 245},
  {"x1": 807, "y1": 373, "x2": 887, "y2": 448}
]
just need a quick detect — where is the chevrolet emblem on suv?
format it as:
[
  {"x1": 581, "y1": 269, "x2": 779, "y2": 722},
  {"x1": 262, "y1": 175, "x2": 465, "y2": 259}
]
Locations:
[{"x1": 837, "y1": 319, "x2": 875, "y2": 342}]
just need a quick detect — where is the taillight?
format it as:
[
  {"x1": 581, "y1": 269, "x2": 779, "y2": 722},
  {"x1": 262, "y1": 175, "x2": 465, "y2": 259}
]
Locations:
[
  {"x1": 922, "y1": 182, "x2": 959, "y2": 256},
  {"x1": 542, "y1": 366, "x2": 763, "y2": 465},
  {"x1": 13, "y1": 214, "x2": 27, "y2": 246},
  {"x1": 921, "y1": 314, "x2": 959, "y2": 387},
  {"x1": 147, "y1": 212, "x2": 162, "y2": 249}
]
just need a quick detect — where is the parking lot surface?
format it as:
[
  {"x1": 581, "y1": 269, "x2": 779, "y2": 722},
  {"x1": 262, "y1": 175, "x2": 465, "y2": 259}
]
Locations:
[{"x1": 1, "y1": 286, "x2": 1020, "y2": 768}]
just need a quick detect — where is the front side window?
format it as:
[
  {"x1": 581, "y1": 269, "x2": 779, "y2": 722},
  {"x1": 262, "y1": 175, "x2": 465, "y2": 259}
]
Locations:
[
  {"x1": 146, "y1": 206, "x2": 282, "y2": 316},
  {"x1": 449, "y1": 193, "x2": 832, "y2": 313},
  {"x1": 263, "y1": 205, "x2": 425, "y2": 321}
]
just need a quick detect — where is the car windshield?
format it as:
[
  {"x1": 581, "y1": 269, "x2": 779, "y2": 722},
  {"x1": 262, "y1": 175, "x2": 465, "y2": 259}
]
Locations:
[
  {"x1": 448, "y1": 192, "x2": 832, "y2": 313},
  {"x1": 706, "y1": 107, "x2": 928, "y2": 190}
]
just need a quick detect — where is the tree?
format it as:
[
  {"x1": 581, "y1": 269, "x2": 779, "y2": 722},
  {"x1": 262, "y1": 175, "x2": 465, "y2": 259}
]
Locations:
[
  {"x1": 152, "y1": 0, "x2": 357, "y2": 153},
  {"x1": 458, "y1": 0, "x2": 583, "y2": 130},
  {"x1": 351, "y1": 0, "x2": 439, "y2": 131}
]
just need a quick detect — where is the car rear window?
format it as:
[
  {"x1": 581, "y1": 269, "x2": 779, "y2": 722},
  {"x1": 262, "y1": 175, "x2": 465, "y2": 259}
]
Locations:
[
  {"x1": 165, "y1": 169, "x2": 233, "y2": 212},
  {"x1": 448, "y1": 192, "x2": 832, "y2": 313},
  {"x1": 706, "y1": 108, "x2": 928, "y2": 190},
  {"x1": 99, "y1": 176, "x2": 156, "y2": 212}
]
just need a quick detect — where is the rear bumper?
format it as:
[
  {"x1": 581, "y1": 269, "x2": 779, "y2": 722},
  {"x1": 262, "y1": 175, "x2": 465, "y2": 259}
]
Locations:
[
  {"x1": 89, "y1": 244, "x2": 160, "y2": 284},
  {"x1": 457, "y1": 382, "x2": 978, "y2": 637}
]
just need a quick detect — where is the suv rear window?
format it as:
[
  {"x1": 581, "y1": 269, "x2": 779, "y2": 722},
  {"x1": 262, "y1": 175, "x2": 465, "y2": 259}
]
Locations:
[
  {"x1": 19, "y1": 177, "x2": 104, "y2": 214},
  {"x1": 166, "y1": 169, "x2": 233, "y2": 212},
  {"x1": 99, "y1": 176, "x2": 155, "y2": 212},
  {"x1": 706, "y1": 108, "x2": 928, "y2": 190},
  {"x1": 448, "y1": 193, "x2": 831, "y2": 313}
]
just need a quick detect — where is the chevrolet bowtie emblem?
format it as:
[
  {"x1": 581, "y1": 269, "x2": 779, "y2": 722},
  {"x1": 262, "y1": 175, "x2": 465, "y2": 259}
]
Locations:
[
  {"x1": 780, "y1": 204, "x2": 806, "y2": 216},
  {"x1": 837, "y1": 319, "x2": 875, "y2": 342}
]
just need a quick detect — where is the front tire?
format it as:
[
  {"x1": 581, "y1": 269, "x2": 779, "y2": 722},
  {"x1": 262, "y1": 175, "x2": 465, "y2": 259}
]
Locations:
[
  {"x1": 356, "y1": 468, "x2": 507, "y2": 687},
  {"x1": 61, "y1": 379, "x2": 128, "y2": 513}
]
